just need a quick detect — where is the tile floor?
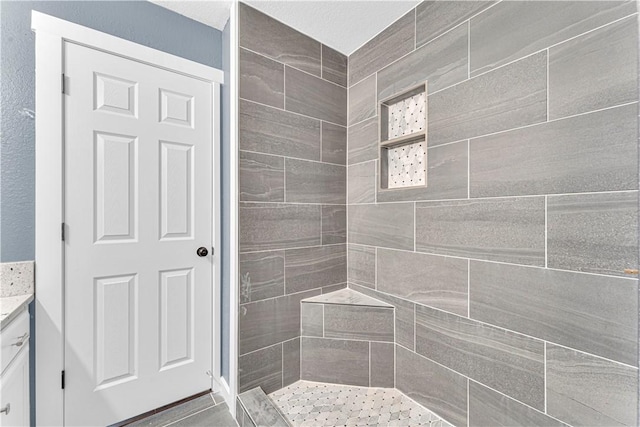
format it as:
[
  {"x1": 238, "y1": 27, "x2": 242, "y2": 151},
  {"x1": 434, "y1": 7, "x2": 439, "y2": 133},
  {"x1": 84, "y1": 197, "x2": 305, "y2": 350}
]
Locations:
[
  {"x1": 270, "y1": 381, "x2": 454, "y2": 427},
  {"x1": 125, "y1": 392, "x2": 237, "y2": 427}
]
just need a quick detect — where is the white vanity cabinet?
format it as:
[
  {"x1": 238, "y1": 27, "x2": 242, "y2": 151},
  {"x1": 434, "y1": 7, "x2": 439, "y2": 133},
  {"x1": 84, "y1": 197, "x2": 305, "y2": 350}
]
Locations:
[{"x1": 0, "y1": 309, "x2": 30, "y2": 427}]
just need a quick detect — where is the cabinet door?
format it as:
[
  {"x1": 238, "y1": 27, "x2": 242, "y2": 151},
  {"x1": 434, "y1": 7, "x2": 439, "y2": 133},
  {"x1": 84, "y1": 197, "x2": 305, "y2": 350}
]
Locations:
[{"x1": 0, "y1": 343, "x2": 30, "y2": 427}]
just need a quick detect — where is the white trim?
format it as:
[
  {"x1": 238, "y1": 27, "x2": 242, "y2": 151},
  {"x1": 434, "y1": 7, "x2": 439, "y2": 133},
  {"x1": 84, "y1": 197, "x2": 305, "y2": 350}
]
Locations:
[
  {"x1": 31, "y1": 11, "x2": 224, "y2": 84},
  {"x1": 227, "y1": 0, "x2": 240, "y2": 417},
  {"x1": 34, "y1": 29, "x2": 65, "y2": 427},
  {"x1": 33, "y1": 11, "x2": 225, "y2": 426}
]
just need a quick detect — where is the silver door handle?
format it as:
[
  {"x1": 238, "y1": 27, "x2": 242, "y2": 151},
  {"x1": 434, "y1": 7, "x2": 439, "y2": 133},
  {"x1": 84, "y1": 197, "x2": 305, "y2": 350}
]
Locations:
[
  {"x1": 12, "y1": 333, "x2": 28, "y2": 347},
  {"x1": 1, "y1": 404, "x2": 10, "y2": 415}
]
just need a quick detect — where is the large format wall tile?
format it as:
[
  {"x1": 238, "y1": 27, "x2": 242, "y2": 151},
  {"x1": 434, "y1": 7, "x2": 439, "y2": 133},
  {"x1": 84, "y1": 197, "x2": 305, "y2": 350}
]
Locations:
[
  {"x1": 321, "y1": 205, "x2": 346, "y2": 245},
  {"x1": 547, "y1": 191, "x2": 638, "y2": 277},
  {"x1": 349, "y1": 9, "x2": 415, "y2": 86},
  {"x1": 469, "y1": 381, "x2": 567, "y2": 427},
  {"x1": 239, "y1": 151, "x2": 284, "y2": 202},
  {"x1": 415, "y1": 305, "x2": 545, "y2": 409},
  {"x1": 282, "y1": 338, "x2": 301, "y2": 387},
  {"x1": 239, "y1": 344, "x2": 282, "y2": 394},
  {"x1": 470, "y1": 104, "x2": 638, "y2": 197},
  {"x1": 347, "y1": 245, "x2": 375, "y2": 288},
  {"x1": 349, "y1": 74, "x2": 376, "y2": 126},
  {"x1": 428, "y1": 51, "x2": 547, "y2": 147},
  {"x1": 377, "y1": 141, "x2": 468, "y2": 202},
  {"x1": 239, "y1": 100, "x2": 321, "y2": 161},
  {"x1": 301, "y1": 303, "x2": 323, "y2": 337},
  {"x1": 348, "y1": 203, "x2": 414, "y2": 250},
  {"x1": 239, "y1": 203, "x2": 321, "y2": 252},
  {"x1": 301, "y1": 337, "x2": 369, "y2": 386},
  {"x1": 378, "y1": 24, "x2": 468, "y2": 101},
  {"x1": 396, "y1": 346, "x2": 468, "y2": 427},
  {"x1": 324, "y1": 304, "x2": 394, "y2": 342},
  {"x1": 240, "y1": 289, "x2": 320, "y2": 355},
  {"x1": 348, "y1": 160, "x2": 376, "y2": 204},
  {"x1": 370, "y1": 342, "x2": 394, "y2": 388},
  {"x1": 347, "y1": 117, "x2": 378, "y2": 165},
  {"x1": 284, "y1": 159, "x2": 345, "y2": 204},
  {"x1": 416, "y1": 197, "x2": 545, "y2": 266},
  {"x1": 351, "y1": 284, "x2": 416, "y2": 350},
  {"x1": 321, "y1": 44, "x2": 347, "y2": 87},
  {"x1": 549, "y1": 16, "x2": 638, "y2": 119},
  {"x1": 239, "y1": 3, "x2": 321, "y2": 76},
  {"x1": 239, "y1": 250, "x2": 285, "y2": 304},
  {"x1": 239, "y1": 48, "x2": 284, "y2": 108},
  {"x1": 470, "y1": 260, "x2": 638, "y2": 367},
  {"x1": 415, "y1": 0, "x2": 496, "y2": 48},
  {"x1": 547, "y1": 344, "x2": 638, "y2": 427},
  {"x1": 470, "y1": 0, "x2": 636, "y2": 75},
  {"x1": 377, "y1": 249, "x2": 468, "y2": 316},
  {"x1": 285, "y1": 66, "x2": 347, "y2": 126},
  {"x1": 321, "y1": 122, "x2": 346, "y2": 165},
  {"x1": 285, "y1": 245, "x2": 347, "y2": 294}
]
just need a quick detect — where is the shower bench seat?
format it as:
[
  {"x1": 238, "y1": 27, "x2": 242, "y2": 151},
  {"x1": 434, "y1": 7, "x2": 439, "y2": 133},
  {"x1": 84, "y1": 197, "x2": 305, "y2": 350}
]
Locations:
[{"x1": 300, "y1": 288, "x2": 395, "y2": 387}]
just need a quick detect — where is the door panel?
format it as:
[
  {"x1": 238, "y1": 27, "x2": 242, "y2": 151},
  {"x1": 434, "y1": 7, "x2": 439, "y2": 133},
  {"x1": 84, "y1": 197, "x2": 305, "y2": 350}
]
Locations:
[{"x1": 64, "y1": 42, "x2": 213, "y2": 426}]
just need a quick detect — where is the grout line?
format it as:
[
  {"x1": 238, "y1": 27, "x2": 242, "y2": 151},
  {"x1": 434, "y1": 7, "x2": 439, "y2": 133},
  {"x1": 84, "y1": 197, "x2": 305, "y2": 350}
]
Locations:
[
  {"x1": 281, "y1": 342, "x2": 284, "y2": 388},
  {"x1": 322, "y1": 304, "x2": 325, "y2": 337},
  {"x1": 345, "y1": 188, "x2": 639, "y2": 207},
  {"x1": 300, "y1": 335, "x2": 394, "y2": 346},
  {"x1": 238, "y1": 149, "x2": 345, "y2": 167},
  {"x1": 239, "y1": 243, "x2": 346, "y2": 256},
  {"x1": 241, "y1": 200, "x2": 344, "y2": 206},
  {"x1": 239, "y1": 97, "x2": 346, "y2": 128},
  {"x1": 283, "y1": 65, "x2": 286, "y2": 111}
]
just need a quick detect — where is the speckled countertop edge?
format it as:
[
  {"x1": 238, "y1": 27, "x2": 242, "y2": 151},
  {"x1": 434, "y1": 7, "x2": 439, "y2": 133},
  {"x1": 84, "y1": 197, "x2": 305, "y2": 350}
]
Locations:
[{"x1": 0, "y1": 293, "x2": 33, "y2": 330}]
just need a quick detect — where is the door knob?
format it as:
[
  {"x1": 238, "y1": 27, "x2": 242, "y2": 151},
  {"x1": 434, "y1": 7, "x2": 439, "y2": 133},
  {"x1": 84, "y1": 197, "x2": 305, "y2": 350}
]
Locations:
[{"x1": 197, "y1": 247, "x2": 209, "y2": 257}]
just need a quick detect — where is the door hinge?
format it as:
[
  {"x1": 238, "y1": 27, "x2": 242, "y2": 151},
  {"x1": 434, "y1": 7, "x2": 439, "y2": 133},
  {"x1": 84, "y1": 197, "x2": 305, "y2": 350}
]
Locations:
[
  {"x1": 61, "y1": 223, "x2": 65, "y2": 241},
  {"x1": 61, "y1": 74, "x2": 65, "y2": 94},
  {"x1": 61, "y1": 370, "x2": 65, "y2": 389}
]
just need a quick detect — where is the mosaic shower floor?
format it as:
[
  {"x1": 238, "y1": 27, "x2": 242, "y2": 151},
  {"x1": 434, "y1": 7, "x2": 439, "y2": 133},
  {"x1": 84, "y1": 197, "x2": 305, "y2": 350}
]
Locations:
[{"x1": 269, "y1": 381, "x2": 454, "y2": 427}]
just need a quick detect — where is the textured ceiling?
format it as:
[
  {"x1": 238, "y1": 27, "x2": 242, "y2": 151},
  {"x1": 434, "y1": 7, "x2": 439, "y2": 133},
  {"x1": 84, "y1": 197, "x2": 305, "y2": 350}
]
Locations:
[
  {"x1": 149, "y1": 0, "x2": 419, "y2": 55},
  {"x1": 148, "y1": 0, "x2": 232, "y2": 31},
  {"x1": 245, "y1": 1, "x2": 420, "y2": 55}
]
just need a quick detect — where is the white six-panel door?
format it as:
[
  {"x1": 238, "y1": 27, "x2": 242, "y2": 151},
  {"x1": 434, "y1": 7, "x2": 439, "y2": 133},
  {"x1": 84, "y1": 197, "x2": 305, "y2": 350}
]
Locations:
[{"x1": 63, "y1": 41, "x2": 213, "y2": 426}]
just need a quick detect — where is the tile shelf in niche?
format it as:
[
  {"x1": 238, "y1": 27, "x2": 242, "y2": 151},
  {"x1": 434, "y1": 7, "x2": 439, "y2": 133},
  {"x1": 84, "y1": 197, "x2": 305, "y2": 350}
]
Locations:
[{"x1": 379, "y1": 81, "x2": 428, "y2": 191}]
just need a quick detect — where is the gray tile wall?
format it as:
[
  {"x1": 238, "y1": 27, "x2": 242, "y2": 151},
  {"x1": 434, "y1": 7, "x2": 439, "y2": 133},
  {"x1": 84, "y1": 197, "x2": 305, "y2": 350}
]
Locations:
[
  {"x1": 300, "y1": 298, "x2": 395, "y2": 387},
  {"x1": 347, "y1": 2, "x2": 639, "y2": 426},
  {"x1": 238, "y1": 3, "x2": 347, "y2": 394}
]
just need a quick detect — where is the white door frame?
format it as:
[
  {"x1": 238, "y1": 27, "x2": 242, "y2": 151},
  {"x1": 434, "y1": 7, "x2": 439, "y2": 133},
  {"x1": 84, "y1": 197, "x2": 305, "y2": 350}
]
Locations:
[{"x1": 32, "y1": 11, "x2": 228, "y2": 426}]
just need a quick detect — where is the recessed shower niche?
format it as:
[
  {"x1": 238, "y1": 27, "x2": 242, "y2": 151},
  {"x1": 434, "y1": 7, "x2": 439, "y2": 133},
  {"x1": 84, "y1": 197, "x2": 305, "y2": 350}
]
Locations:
[{"x1": 379, "y1": 82, "x2": 427, "y2": 191}]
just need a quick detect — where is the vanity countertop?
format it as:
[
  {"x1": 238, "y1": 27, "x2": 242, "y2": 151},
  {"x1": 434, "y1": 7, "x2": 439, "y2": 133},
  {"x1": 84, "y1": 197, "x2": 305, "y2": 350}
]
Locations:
[{"x1": 0, "y1": 293, "x2": 33, "y2": 330}]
